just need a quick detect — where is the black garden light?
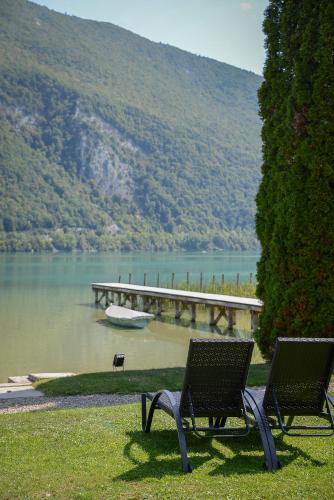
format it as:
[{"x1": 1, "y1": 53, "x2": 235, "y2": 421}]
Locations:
[{"x1": 113, "y1": 353, "x2": 125, "y2": 370}]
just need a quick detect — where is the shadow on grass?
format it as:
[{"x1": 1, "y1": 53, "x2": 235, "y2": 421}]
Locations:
[
  {"x1": 36, "y1": 364, "x2": 270, "y2": 396},
  {"x1": 117, "y1": 428, "x2": 325, "y2": 480}
]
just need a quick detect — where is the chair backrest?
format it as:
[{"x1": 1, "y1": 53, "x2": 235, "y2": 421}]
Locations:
[
  {"x1": 179, "y1": 338, "x2": 254, "y2": 418},
  {"x1": 263, "y1": 338, "x2": 334, "y2": 415}
]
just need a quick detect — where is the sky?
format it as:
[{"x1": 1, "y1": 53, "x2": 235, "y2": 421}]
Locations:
[{"x1": 32, "y1": 0, "x2": 269, "y2": 75}]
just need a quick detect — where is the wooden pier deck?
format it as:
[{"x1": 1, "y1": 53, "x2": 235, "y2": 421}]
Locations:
[{"x1": 92, "y1": 283, "x2": 263, "y2": 331}]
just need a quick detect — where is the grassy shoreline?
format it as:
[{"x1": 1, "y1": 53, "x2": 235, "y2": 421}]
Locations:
[{"x1": 35, "y1": 364, "x2": 269, "y2": 397}]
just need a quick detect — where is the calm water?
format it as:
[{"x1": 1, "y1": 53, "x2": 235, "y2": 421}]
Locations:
[{"x1": 0, "y1": 251, "x2": 260, "y2": 382}]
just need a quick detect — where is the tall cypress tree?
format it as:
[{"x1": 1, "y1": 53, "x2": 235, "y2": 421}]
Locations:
[{"x1": 256, "y1": 0, "x2": 334, "y2": 358}]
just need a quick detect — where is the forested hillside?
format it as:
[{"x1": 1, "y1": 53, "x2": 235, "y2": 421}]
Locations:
[{"x1": 0, "y1": 0, "x2": 262, "y2": 251}]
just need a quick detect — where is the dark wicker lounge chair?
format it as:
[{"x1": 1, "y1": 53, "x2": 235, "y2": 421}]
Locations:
[
  {"x1": 141, "y1": 338, "x2": 254, "y2": 473},
  {"x1": 245, "y1": 338, "x2": 334, "y2": 470}
]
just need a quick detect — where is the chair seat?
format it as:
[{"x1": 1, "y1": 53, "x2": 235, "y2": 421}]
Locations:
[
  {"x1": 246, "y1": 387, "x2": 328, "y2": 416},
  {"x1": 147, "y1": 390, "x2": 245, "y2": 418}
]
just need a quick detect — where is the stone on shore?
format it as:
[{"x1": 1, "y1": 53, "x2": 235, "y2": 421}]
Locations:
[{"x1": 28, "y1": 372, "x2": 76, "y2": 382}]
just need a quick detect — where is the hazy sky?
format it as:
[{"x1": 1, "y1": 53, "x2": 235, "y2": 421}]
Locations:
[{"x1": 32, "y1": 0, "x2": 269, "y2": 75}]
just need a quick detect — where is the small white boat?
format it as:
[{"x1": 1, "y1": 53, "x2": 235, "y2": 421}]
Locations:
[{"x1": 105, "y1": 304, "x2": 154, "y2": 329}]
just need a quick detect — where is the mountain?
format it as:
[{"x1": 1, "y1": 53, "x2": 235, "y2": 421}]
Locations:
[{"x1": 0, "y1": 0, "x2": 262, "y2": 252}]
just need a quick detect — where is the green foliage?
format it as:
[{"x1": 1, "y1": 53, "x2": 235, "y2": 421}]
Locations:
[
  {"x1": 256, "y1": 0, "x2": 334, "y2": 358},
  {"x1": 0, "y1": 0, "x2": 262, "y2": 252}
]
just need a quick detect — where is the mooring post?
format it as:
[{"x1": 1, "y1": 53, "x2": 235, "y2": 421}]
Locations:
[
  {"x1": 227, "y1": 308, "x2": 236, "y2": 329},
  {"x1": 130, "y1": 295, "x2": 136, "y2": 310},
  {"x1": 143, "y1": 273, "x2": 147, "y2": 286},
  {"x1": 212, "y1": 274, "x2": 216, "y2": 288},
  {"x1": 191, "y1": 303, "x2": 196, "y2": 323},
  {"x1": 129, "y1": 273, "x2": 132, "y2": 284},
  {"x1": 236, "y1": 273, "x2": 240, "y2": 287},
  {"x1": 157, "y1": 272, "x2": 160, "y2": 287},
  {"x1": 175, "y1": 301, "x2": 181, "y2": 319},
  {"x1": 171, "y1": 272, "x2": 175, "y2": 288},
  {"x1": 209, "y1": 306, "x2": 215, "y2": 325},
  {"x1": 200, "y1": 272, "x2": 203, "y2": 290},
  {"x1": 250, "y1": 272, "x2": 253, "y2": 284},
  {"x1": 186, "y1": 272, "x2": 189, "y2": 286},
  {"x1": 156, "y1": 300, "x2": 162, "y2": 316},
  {"x1": 221, "y1": 273, "x2": 224, "y2": 286},
  {"x1": 118, "y1": 275, "x2": 121, "y2": 283},
  {"x1": 143, "y1": 296, "x2": 152, "y2": 313},
  {"x1": 251, "y1": 310, "x2": 259, "y2": 331}
]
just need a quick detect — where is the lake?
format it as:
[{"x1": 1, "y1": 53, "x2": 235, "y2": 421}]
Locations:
[{"x1": 0, "y1": 251, "x2": 260, "y2": 382}]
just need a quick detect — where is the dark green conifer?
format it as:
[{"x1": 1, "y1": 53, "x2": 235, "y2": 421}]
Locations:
[{"x1": 256, "y1": 0, "x2": 334, "y2": 358}]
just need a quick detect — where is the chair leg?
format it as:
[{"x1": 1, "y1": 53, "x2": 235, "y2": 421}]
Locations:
[
  {"x1": 244, "y1": 391, "x2": 281, "y2": 471},
  {"x1": 143, "y1": 395, "x2": 159, "y2": 433},
  {"x1": 141, "y1": 394, "x2": 148, "y2": 431},
  {"x1": 214, "y1": 416, "x2": 227, "y2": 428},
  {"x1": 174, "y1": 407, "x2": 192, "y2": 473},
  {"x1": 141, "y1": 393, "x2": 192, "y2": 472},
  {"x1": 286, "y1": 415, "x2": 294, "y2": 427}
]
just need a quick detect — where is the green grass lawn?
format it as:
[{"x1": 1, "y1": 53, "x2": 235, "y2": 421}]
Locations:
[
  {"x1": 35, "y1": 364, "x2": 270, "y2": 397},
  {"x1": 1, "y1": 403, "x2": 333, "y2": 499}
]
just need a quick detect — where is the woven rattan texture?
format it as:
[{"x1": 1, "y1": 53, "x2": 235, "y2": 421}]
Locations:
[
  {"x1": 180, "y1": 339, "x2": 253, "y2": 417},
  {"x1": 264, "y1": 338, "x2": 334, "y2": 414}
]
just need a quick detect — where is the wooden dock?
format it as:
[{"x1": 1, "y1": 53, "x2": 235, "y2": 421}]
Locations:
[{"x1": 92, "y1": 283, "x2": 263, "y2": 331}]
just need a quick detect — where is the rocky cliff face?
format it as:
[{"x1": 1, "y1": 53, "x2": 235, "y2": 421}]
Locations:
[
  {"x1": 73, "y1": 108, "x2": 136, "y2": 200},
  {"x1": 1, "y1": 96, "x2": 137, "y2": 201}
]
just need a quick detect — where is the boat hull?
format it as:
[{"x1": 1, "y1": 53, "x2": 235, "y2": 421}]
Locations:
[
  {"x1": 106, "y1": 317, "x2": 151, "y2": 329},
  {"x1": 105, "y1": 305, "x2": 154, "y2": 329}
]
